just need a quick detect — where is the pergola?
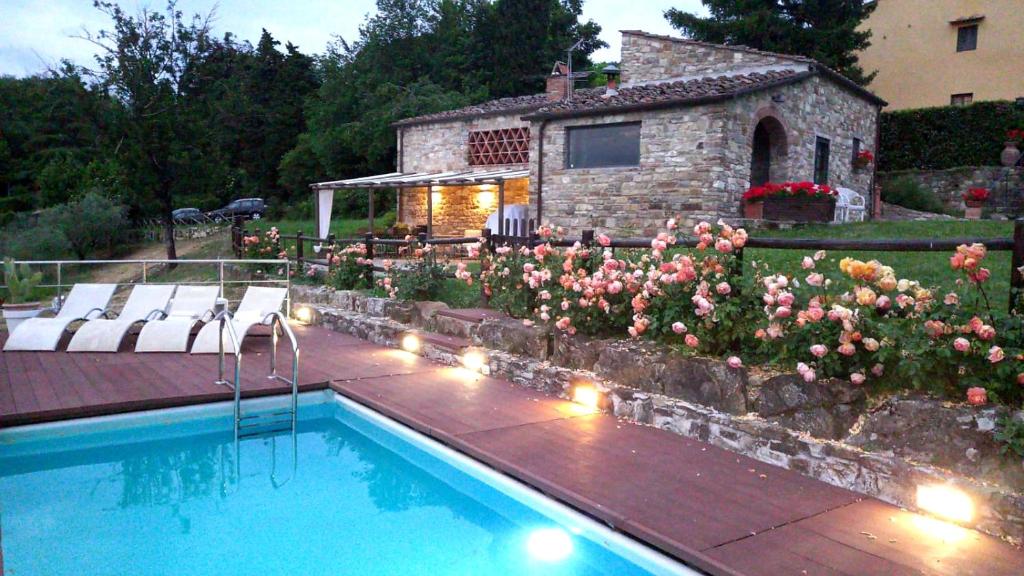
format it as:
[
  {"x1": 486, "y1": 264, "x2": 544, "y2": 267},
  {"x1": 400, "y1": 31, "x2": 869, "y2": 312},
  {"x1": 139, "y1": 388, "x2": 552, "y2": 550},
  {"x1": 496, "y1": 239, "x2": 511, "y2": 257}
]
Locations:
[{"x1": 310, "y1": 167, "x2": 529, "y2": 238}]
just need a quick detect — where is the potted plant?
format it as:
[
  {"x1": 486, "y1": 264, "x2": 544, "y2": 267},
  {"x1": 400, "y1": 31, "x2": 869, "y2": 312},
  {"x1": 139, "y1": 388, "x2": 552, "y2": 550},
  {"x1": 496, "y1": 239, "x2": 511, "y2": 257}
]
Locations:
[
  {"x1": 853, "y1": 149, "x2": 874, "y2": 170},
  {"x1": 2, "y1": 258, "x2": 44, "y2": 333},
  {"x1": 747, "y1": 181, "x2": 837, "y2": 222},
  {"x1": 741, "y1": 186, "x2": 765, "y2": 219},
  {"x1": 1003, "y1": 129, "x2": 1023, "y2": 167},
  {"x1": 962, "y1": 187, "x2": 989, "y2": 220}
]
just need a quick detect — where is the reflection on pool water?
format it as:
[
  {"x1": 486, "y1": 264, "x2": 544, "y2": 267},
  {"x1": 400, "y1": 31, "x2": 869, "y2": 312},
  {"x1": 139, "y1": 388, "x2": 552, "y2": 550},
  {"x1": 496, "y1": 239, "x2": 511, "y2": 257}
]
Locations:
[{"x1": 0, "y1": 393, "x2": 692, "y2": 576}]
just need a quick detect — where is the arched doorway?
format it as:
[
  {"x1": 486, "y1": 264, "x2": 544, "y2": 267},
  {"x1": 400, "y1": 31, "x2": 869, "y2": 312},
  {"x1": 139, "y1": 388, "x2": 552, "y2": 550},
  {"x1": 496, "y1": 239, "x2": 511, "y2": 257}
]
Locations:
[{"x1": 749, "y1": 115, "x2": 788, "y2": 187}]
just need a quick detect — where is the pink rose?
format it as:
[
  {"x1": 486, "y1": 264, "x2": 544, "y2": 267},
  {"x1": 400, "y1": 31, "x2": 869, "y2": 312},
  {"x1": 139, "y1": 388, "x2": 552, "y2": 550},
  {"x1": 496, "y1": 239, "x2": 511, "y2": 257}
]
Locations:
[
  {"x1": 806, "y1": 273, "x2": 824, "y2": 287},
  {"x1": 774, "y1": 306, "x2": 792, "y2": 318},
  {"x1": 806, "y1": 307, "x2": 825, "y2": 322},
  {"x1": 523, "y1": 262, "x2": 535, "y2": 273},
  {"x1": 727, "y1": 356, "x2": 743, "y2": 369},
  {"x1": 837, "y1": 343, "x2": 856, "y2": 356},
  {"x1": 871, "y1": 363, "x2": 885, "y2": 377},
  {"x1": 977, "y1": 324, "x2": 996, "y2": 340},
  {"x1": 987, "y1": 346, "x2": 1005, "y2": 363},
  {"x1": 671, "y1": 322, "x2": 687, "y2": 334},
  {"x1": 684, "y1": 334, "x2": 699, "y2": 348},
  {"x1": 555, "y1": 317, "x2": 571, "y2": 331},
  {"x1": 875, "y1": 295, "x2": 891, "y2": 310},
  {"x1": 850, "y1": 372, "x2": 866, "y2": 385},
  {"x1": 715, "y1": 238, "x2": 733, "y2": 253},
  {"x1": 953, "y1": 337, "x2": 970, "y2": 352},
  {"x1": 810, "y1": 344, "x2": 828, "y2": 358},
  {"x1": 716, "y1": 282, "x2": 731, "y2": 295},
  {"x1": 801, "y1": 256, "x2": 815, "y2": 270},
  {"x1": 966, "y1": 387, "x2": 987, "y2": 406},
  {"x1": 802, "y1": 369, "x2": 816, "y2": 383},
  {"x1": 777, "y1": 292, "x2": 795, "y2": 307},
  {"x1": 597, "y1": 233, "x2": 611, "y2": 247},
  {"x1": 944, "y1": 292, "x2": 960, "y2": 306}
]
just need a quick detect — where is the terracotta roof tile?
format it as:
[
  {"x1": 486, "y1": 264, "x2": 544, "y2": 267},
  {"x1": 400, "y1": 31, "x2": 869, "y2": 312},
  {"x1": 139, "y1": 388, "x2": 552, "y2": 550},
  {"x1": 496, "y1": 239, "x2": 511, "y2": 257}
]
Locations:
[{"x1": 393, "y1": 93, "x2": 553, "y2": 127}]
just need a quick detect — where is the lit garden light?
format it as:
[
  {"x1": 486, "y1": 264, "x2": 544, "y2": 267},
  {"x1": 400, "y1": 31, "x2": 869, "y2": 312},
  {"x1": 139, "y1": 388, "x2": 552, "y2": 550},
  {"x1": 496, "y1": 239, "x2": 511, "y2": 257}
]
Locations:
[
  {"x1": 916, "y1": 484, "x2": 974, "y2": 524},
  {"x1": 568, "y1": 377, "x2": 605, "y2": 412},
  {"x1": 294, "y1": 306, "x2": 313, "y2": 324},
  {"x1": 400, "y1": 332, "x2": 421, "y2": 354},
  {"x1": 461, "y1": 349, "x2": 488, "y2": 373}
]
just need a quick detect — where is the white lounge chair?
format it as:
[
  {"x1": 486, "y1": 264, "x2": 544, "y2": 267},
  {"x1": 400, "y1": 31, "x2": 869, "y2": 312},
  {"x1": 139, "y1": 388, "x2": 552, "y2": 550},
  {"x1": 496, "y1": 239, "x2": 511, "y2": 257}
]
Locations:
[
  {"x1": 134, "y1": 286, "x2": 221, "y2": 352},
  {"x1": 190, "y1": 286, "x2": 288, "y2": 354},
  {"x1": 66, "y1": 284, "x2": 177, "y2": 352},
  {"x1": 3, "y1": 283, "x2": 118, "y2": 351}
]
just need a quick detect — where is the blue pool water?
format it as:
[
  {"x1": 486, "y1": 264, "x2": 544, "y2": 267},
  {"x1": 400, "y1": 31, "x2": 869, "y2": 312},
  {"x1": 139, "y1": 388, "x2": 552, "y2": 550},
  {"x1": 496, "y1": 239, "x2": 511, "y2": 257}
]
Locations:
[{"x1": 0, "y1": 394, "x2": 689, "y2": 575}]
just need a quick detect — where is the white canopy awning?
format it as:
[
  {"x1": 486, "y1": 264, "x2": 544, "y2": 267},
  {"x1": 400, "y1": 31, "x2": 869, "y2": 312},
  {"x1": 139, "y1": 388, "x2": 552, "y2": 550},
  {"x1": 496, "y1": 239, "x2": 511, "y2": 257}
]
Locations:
[{"x1": 311, "y1": 167, "x2": 529, "y2": 190}]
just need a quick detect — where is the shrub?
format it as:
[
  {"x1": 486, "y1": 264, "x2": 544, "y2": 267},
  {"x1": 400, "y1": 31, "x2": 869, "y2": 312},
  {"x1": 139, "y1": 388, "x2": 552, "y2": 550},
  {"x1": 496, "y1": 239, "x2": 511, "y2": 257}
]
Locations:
[
  {"x1": 42, "y1": 191, "x2": 129, "y2": 259},
  {"x1": 881, "y1": 176, "x2": 949, "y2": 214},
  {"x1": 378, "y1": 237, "x2": 476, "y2": 301},
  {"x1": 2, "y1": 258, "x2": 43, "y2": 304},
  {"x1": 324, "y1": 243, "x2": 372, "y2": 290},
  {"x1": 880, "y1": 101, "x2": 1024, "y2": 171}
]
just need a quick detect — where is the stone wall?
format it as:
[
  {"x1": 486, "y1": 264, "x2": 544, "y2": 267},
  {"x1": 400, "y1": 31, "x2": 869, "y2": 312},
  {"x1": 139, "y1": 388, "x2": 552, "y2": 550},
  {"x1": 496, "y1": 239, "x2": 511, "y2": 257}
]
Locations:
[
  {"x1": 399, "y1": 113, "x2": 531, "y2": 173},
  {"x1": 723, "y1": 75, "x2": 878, "y2": 209},
  {"x1": 619, "y1": 31, "x2": 800, "y2": 85},
  {"x1": 531, "y1": 107, "x2": 731, "y2": 235},
  {"x1": 533, "y1": 75, "x2": 879, "y2": 235},
  {"x1": 399, "y1": 179, "x2": 529, "y2": 237},
  {"x1": 878, "y1": 166, "x2": 1024, "y2": 216}
]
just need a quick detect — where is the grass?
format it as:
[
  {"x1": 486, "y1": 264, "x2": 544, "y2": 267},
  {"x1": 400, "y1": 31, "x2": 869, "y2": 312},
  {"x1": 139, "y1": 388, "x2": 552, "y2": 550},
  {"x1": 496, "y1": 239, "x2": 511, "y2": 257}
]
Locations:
[
  {"x1": 746, "y1": 220, "x2": 1016, "y2": 301},
  {"x1": 254, "y1": 212, "x2": 397, "y2": 239}
]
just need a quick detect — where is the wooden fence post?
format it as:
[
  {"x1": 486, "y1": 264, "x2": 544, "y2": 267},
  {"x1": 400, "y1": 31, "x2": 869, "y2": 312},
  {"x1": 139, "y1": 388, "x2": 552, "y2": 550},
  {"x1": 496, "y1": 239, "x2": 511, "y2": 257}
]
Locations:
[
  {"x1": 1011, "y1": 218, "x2": 1024, "y2": 315},
  {"x1": 295, "y1": 231, "x2": 304, "y2": 263},
  {"x1": 325, "y1": 233, "x2": 335, "y2": 264},
  {"x1": 480, "y1": 228, "x2": 492, "y2": 306},
  {"x1": 364, "y1": 232, "x2": 375, "y2": 285},
  {"x1": 581, "y1": 229, "x2": 595, "y2": 273}
]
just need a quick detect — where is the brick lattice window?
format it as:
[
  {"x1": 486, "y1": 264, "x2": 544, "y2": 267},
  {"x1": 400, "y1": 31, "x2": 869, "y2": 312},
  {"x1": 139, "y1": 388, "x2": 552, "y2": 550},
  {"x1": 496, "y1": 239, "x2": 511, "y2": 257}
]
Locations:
[{"x1": 468, "y1": 128, "x2": 530, "y2": 166}]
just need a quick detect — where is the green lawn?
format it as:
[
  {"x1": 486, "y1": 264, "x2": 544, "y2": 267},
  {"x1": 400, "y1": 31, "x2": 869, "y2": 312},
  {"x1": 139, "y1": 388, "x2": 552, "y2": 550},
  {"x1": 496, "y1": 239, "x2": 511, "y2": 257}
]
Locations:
[
  {"x1": 254, "y1": 212, "x2": 396, "y2": 239},
  {"x1": 747, "y1": 220, "x2": 1016, "y2": 303}
]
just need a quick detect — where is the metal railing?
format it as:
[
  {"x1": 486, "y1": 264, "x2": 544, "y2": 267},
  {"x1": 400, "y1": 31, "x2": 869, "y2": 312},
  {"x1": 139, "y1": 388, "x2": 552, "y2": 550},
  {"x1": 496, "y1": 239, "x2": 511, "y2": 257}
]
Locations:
[{"x1": 0, "y1": 258, "x2": 293, "y2": 319}]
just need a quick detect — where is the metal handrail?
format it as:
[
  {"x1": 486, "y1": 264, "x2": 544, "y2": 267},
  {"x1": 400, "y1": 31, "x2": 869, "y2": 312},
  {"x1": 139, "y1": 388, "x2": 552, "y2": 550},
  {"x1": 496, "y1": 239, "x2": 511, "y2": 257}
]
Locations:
[
  {"x1": 212, "y1": 303, "x2": 244, "y2": 433},
  {"x1": 264, "y1": 310, "x2": 300, "y2": 431}
]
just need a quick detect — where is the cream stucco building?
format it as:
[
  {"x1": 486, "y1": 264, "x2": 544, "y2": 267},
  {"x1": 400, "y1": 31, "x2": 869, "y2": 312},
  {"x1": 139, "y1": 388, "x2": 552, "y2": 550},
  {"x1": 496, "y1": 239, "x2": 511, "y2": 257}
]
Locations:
[{"x1": 858, "y1": 0, "x2": 1024, "y2": 110}]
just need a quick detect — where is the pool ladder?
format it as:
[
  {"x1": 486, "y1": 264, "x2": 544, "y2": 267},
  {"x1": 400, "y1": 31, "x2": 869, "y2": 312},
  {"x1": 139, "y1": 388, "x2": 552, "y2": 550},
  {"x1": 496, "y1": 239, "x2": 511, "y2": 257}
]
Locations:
[{"x1": 212, "y1": 301, "x2": 301, "y2": 441}]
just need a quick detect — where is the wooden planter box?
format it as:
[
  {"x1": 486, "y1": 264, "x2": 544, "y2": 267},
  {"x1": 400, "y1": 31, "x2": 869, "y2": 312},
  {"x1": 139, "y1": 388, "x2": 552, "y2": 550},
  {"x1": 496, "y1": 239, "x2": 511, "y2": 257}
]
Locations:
[{"x1": 763, "y1": 195, "x2": 836, "y2": 222}]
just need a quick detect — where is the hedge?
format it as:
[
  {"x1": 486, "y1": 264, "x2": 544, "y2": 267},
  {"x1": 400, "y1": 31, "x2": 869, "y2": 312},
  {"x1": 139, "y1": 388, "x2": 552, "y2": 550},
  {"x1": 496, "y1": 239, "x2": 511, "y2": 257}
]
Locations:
[{"x1": 879, "y1": 100, "x2": 1024, "y2": 171}]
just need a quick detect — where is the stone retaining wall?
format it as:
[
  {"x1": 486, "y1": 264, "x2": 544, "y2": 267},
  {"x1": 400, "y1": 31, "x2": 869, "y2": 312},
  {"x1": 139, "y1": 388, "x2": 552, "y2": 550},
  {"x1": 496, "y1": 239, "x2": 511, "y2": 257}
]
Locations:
[
  {"x1": 291, "y1": 285, "x2": 1024, "y2": 543},
  {"x1": 878, "y1": 166, "x2": 1024, "y2": 216}
]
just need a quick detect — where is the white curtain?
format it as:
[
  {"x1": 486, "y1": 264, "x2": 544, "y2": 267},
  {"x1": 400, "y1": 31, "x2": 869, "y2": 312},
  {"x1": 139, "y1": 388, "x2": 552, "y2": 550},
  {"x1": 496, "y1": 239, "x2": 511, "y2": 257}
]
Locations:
[{"x1": 317, "y1": 189, "x2": 334, "y2": 239}]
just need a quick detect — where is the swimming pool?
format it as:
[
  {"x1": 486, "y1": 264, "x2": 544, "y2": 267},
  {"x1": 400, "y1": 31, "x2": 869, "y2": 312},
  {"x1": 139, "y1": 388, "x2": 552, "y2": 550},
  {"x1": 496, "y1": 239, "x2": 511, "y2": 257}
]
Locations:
[{"x1": 0, "y1": 392, "x2": 696, "y2": 575}]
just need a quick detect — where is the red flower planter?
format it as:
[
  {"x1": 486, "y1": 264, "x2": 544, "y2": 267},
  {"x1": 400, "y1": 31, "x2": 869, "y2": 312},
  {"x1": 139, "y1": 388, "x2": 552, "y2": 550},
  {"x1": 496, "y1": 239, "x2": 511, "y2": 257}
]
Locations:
[
  {"x1": 743, "y1": 201, "x2": 763, "y2": 220},
  {"x1": 763, "y1": 195, "x2": 836, "y2": 222}
]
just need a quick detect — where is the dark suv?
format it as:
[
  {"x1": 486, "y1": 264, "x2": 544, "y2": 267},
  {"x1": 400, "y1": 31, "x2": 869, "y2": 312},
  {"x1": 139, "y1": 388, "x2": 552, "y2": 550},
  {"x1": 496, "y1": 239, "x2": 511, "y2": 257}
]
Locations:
[{"x1": 208, "y1": 198, "x2": 266, "y2": 222}]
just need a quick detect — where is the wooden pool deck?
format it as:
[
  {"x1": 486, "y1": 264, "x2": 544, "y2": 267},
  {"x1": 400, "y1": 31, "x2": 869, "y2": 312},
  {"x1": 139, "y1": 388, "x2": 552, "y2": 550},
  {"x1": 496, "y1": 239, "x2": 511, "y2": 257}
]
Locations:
[{"x1": 1, "y1": 325, "x2": 1021, "y2": 575}]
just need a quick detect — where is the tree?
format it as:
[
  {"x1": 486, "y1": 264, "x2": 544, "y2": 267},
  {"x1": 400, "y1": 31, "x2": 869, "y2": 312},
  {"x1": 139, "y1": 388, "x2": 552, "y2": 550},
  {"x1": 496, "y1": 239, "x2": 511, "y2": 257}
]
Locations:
[
  {"x1": 665, "y1": 0, "x2": 876, "y2": 85},
  {"x1": 78, "y1": 0, "x2": 225, "y2": 261}
]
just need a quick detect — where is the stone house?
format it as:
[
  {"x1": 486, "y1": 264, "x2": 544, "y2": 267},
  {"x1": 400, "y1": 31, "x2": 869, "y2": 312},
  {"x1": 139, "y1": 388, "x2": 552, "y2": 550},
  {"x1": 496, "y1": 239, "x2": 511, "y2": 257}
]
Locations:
[{"x1": 314, "y1": 30, "x2": 885, "y2": 237}]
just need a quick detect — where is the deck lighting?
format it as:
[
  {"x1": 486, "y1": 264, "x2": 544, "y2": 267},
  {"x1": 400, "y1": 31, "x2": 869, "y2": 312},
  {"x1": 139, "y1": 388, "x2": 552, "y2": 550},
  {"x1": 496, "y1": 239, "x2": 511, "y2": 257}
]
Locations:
[
  {"x1": 572, "y1": 384, "x2": 601, "y2": 410},
  {"x1": 526, "y1": 528, "x2": 574, "y2": 563},
  {"x1": 294, "y1": 306, "x2": 313, "y2": 324},
  {"x1": 462, "y1": 349, "x2": 488, "y2": 373},
  {"x1": 400, "y1": 332, "x2": 421, "y2": 354},
  {"x1": 916, "y1": 484, "x2": 974, "y2": 524}
]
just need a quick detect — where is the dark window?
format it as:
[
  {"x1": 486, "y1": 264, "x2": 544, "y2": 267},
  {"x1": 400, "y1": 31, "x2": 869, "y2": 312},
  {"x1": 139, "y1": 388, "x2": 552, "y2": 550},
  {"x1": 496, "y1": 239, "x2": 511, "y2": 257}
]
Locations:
[
  {"x1": 951, "y1": 93, "x2": 974, "y2": 106},
  {"x1": 813, "y1": 137, "x2": 830, "y2": 184},
  {"x1": 566, "y1": 122, "x2": 641, "y2": 169},
  {"x1": 956, "y1": 25, "x2": 978, "y2": 52},
  {"x1": 852, "y1": 137, "x2": 862, "y2": 165}
]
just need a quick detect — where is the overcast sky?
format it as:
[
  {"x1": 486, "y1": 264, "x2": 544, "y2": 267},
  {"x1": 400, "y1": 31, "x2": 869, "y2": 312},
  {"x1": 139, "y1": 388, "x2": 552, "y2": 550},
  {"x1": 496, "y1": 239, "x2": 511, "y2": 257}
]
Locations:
[{"x1": 0, "y1": 0, "x2": 706, "y2": 77}]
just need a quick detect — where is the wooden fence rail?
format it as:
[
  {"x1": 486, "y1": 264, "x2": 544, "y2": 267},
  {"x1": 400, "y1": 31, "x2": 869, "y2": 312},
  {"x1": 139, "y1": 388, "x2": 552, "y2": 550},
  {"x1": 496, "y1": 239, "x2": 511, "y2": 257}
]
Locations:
[{"x1": 233, "y1": 218, "x2": 1024, "y2": 313}]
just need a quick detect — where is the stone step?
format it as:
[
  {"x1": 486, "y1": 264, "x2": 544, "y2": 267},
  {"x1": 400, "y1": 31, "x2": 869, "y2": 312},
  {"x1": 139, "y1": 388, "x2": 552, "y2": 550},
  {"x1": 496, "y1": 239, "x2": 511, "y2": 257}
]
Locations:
[
  {"x1": 418, "y1": 331, "x2": 472, "y2": 354},
  {"x1": 434, "y1": 308, "x2": 506, "y2": 323},
  {"x1": 433, "y1": 308, "x2": 507, "y2": 339}
]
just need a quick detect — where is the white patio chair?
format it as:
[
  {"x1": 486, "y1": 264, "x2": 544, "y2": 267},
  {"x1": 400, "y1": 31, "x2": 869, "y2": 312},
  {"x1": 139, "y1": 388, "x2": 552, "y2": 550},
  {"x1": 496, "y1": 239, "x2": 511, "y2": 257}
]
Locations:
[
  {"x1": 66, "y1": 284, "x2": 177, "y2": 352},
  {"x1": 189, "y1": 286, "x2": 288, "y2": 354},
  {"x1": 134, "y1": 286, "x2": 221, "y2": 352},
  {"x1": 835, "y1": 187, "x2": 867, "y2": 223},
  {"x1": 3, "y1": 283, "x2": 118, "y2": 351}
]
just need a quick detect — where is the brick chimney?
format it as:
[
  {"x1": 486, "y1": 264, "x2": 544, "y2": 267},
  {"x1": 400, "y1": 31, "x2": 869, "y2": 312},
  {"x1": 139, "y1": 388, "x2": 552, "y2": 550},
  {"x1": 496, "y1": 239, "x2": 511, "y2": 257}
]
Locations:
[{"x1": 546, "y1": 61, "x2": 570, "y2": 101}]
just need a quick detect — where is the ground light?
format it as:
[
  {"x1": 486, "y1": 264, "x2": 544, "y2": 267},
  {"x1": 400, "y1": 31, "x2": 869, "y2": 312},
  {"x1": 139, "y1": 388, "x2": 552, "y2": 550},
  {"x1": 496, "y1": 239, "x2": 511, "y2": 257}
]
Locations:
[
  {"x1": 462, "y1": 349, "x2": 488, "y2": 373},
  {"x1": 571, "y1": 384, "x2": 601, "y2": 410},
  {"x1": 916, "y1": 484, "x2": 974, "y2": 524},
  {"x1": 400, "y1": 333, "x2": 421, "y2": 354},
  {"x1": 294, "y1": 306, "x2": 313, "y2": 324}
]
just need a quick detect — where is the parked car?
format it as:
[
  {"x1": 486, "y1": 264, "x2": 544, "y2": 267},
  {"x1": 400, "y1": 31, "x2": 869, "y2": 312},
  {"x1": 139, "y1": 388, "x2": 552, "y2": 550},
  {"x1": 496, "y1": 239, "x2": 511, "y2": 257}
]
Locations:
[
  {"x1": 172, "y1": 207, "x2": 204, "y2": 224},
  {"x1": 207, "y1": 198, "x2": 266, "y2": 222}
]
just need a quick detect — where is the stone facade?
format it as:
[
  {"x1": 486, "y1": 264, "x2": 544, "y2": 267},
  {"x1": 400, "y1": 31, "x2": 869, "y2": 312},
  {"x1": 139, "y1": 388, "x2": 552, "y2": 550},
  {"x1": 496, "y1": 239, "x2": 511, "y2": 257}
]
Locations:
[
  {"x1": 394, "y1": 31, "x2": 881, "y2": 236},
  {"x1": 878, "y1": 166, "x2": 1024, "y2": 216},
  {"x1": 397, "y1": 113, "x2": 532, "y2": 236},
  {"x1": 619, "y1": 30, "x2": 802, "y2": 84}
]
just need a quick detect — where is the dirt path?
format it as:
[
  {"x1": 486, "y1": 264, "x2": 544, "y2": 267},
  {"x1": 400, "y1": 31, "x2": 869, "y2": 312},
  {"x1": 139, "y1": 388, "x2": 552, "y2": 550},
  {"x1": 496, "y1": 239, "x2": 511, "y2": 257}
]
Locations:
[{"x1": 85, "y1": 233, "x2": 230, "y2": 285}]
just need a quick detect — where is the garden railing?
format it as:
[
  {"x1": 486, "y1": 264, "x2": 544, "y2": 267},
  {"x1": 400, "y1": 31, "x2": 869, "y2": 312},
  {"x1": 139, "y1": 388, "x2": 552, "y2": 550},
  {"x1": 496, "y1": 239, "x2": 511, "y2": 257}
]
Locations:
[{"x1": 234, "y1": 219, "x2": 1024, "y2": 314}]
